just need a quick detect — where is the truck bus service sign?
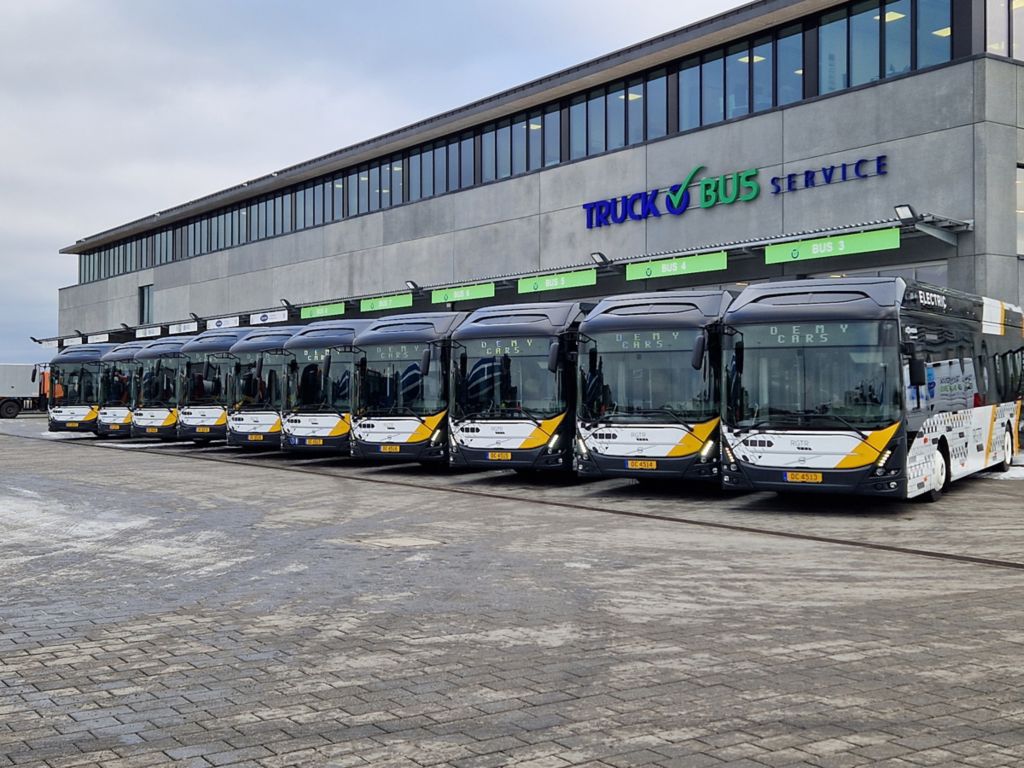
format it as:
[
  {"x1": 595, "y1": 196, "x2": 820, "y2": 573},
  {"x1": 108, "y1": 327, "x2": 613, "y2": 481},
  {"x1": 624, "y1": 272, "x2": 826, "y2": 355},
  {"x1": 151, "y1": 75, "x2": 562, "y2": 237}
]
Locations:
[{"x1": 582, "y1": 155, "x2": 889, "y2": 230}]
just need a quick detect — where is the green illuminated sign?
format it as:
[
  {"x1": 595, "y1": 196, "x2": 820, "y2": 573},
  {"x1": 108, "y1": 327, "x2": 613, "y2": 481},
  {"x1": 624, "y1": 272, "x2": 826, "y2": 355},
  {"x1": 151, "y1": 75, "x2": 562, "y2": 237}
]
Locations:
[
  {"x1": 431, "y1": 282, "x2": 495, "y2": 304},
  {"x1": 765, "y1": 228, "x2": 900, "y2": 264},
  {"x1": 518, "y1": 268, "x2": 597, "y2": 294},
  {"x1": 300, "y1": 302, "x2": 345, "y2": 319},
  {"x1": 625, "y1": 251, "x2": 728, "y2": 281},
  {"x1": 360, "y1": 293, "x2": 413, "y2": 312}
]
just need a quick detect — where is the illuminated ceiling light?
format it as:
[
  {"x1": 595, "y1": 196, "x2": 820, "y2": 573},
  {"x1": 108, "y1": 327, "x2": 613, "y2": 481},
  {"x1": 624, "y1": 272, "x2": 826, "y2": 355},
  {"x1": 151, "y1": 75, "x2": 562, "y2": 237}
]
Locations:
[
  {"x1": 529, "y1": 122, "x2": 542, "y2": 130},
  {"x1": 932, "y1": 26, "x2": 951, "y2": 37},
  {"x1": 873, "y1": 11, "x2": 906, "y2": 22},
  {"x1": 392, "y1": 164, "x2": 402, "y2": 171},
  {"x1": 1014, "y1": 0, "x2": 1024, "y2": 9},
  {"x1": 738, "y1": 55, "x2": 766, "y2": 64},
  {"x1": 794, "y1": 68, "x2": 804, "y2": 75},
  {"x1": 360, "y1": 175, "x2": 368, "y2": 181},
  {"x1": 618, "y1": 92, "x2": 644, "y2": 100}
]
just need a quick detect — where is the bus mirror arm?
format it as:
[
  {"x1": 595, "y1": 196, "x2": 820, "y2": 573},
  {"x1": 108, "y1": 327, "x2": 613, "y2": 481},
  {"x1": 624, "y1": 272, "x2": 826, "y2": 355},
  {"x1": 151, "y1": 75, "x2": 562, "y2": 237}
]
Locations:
[
  {"x1": 691, "y1": 331, "x2": 706, "y2": 371},
  {"x1": 547, "y1": 341, "x2": 560, "y2": 373}
]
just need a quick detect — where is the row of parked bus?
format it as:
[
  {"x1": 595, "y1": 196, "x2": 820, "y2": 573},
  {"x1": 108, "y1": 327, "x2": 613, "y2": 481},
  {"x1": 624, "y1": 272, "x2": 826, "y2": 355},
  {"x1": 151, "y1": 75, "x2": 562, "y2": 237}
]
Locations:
[{"x1": 46, "y1": 277, "x2": 1024, "y2": 501}]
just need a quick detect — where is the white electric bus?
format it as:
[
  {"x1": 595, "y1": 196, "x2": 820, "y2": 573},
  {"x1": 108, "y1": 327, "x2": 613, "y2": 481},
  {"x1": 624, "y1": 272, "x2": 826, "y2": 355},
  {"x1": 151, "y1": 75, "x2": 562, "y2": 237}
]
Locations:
[
  {"x1": 350, "y1": 312, "x2": 468, "y2": 464},
  {"x1": 280, "y1": 320, "x2": 374, "y2": 453},
  {"x1": 96, "y1": 340, "x2": 148, "y2": 437},
  {"x1": 226, "y1": 326, "x2": 302, "y2": 448},
  {"x1": 131, "y1": 336, "x2": 195, "y2": 439},
  {"x1": 720, "y1": 278, "x2": 1023, "y2": 500},
  {"x1": 574, "y1": 291, "x2": 733, "y2": 482},
  {"x1": 449, "y1": 302, "x2": 585, "y2": 473},
  {"x1": 177, "y1": 328, "x2": 254, "y2": 443},
  {"x1": 48, "y1": 343, "x2": 118, "y2": 433}
]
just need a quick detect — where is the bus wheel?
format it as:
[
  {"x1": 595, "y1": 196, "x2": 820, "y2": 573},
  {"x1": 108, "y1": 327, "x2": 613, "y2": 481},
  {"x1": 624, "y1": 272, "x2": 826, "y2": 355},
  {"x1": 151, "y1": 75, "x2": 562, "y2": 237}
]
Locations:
[
  {"x1": 997, "y1": 429, "x2": 1014, "y2": 473},
  {"x1": 0, "y1": 400, "x2": 20, "y2": 419},
  {"x1": 923, "y1": 447, "x2": 948, "y2": 503}
]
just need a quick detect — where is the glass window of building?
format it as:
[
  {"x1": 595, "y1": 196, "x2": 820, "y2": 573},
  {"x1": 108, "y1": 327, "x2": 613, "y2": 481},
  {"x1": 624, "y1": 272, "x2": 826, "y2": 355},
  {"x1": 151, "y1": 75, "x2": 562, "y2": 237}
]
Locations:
[
  {"x1": 819, "y1": 9, "x2": 849, "y2": 94},
  {"x1": 701, "y1": 53, "x2": 724, "y2": 125},
  {"x1": 333, "y1": 178, "x2": 344, "y2": 219},
  {"x1": 270, "y1": 200, "x2": 280, "y2": 237},
  {"x1": 527, "y1": 113, "x2": 543, "y2": 171},
  {"x1": 408, "y1": 156, "x2": 421, "y2": 202},
  {"x1": 460, "y1": 135, "x2": 474, "y2": 187},
  {"x1": 391, "y1": 160, "x2": 403, "y2": 205},
  {"x1": 884, "y1": 0, "x2": 911, "y2": 76},
  {"x1": 358, "y1": 170, "x2": 369, "y2": 213},
  {"x1": 678, "y1": 61, "x2": 700, "y2": 130},
  {"x1": 447, "y1": 140, "x2": 459, "y2": 190},
  {"x1": 777, "y1": 26, "x2": 803, "y2": 105},
  {"x1": 987, "y1": 0, "x2": 1008, "y2": 54},
  {"x1": 569, "y1": 95, "x2": 586, "y2": 160},
  {"x1": 347, "y1": 172, "x2": 359, "y2": 212},
  {"x1": 725, "y1": 43, "x2": 750, "y2": 119},
  {"x1": 917, "y1": 0, "x2": 951, "y2": 66},
  {"x1": 481, "y1": 126, "x2": 496, "y2": 182},
  {"x1": 313, "y1": 182, "x2": 324, "y2": 223},
  {"x1": 587, "y1": 89, "x2": 605, "y2": 155},
  {"x1": 543, "y1": 107, "x2": 560, "y2": 167},
  {"x1": 626, "y1": 78, "x2": 644, "y2": 143},
  {"x1": 1011, "y1": 0, "x2": 1024, "y2": 59},
  {"x1": 1018, "y1": 167, "x2": 1024, "y2": 254},
  {"x1": 607, "y1": 83, "x2": 626, "y2": 150},
  {"x1": 497, "y1": 121, "x2": 512, "y2": 177},
  {"x1": 850, "y1": 2, "x2": 880, "y2": 86},
  {"x1": 380, "y1": 162, "x2": 391, "y2": 208},
  {"x1": 646, "y1": 70, "x2": 667, "y2": 138},
  {"x1": 751, "y1": 38, "x2": 773, "y2": 112},
  {"x1": 282, "y1": 192, "x2": 292, "y2": 231},
  {"x1": 421, "y1": 149, "x2": 434, "y2": 197},
  {"x1": 512, "y1": 116, "x2": 527, "y2": 174},
  {"x1": 138, "y1": 285, "x2": 152, "y2": 325},
  {"x1": 434, "y1": 144, "x2": 447, "y2": 195}
]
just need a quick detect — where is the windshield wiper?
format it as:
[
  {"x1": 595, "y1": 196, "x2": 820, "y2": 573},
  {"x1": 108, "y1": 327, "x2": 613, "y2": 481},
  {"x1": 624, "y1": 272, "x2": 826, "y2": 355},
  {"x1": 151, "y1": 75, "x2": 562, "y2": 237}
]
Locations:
[
  {"x1": 631, "y1": 407, "x2": 697, "y2": 437},
  {"x1": 798, "y1": 411, "x2": 869, "y2": 440}
]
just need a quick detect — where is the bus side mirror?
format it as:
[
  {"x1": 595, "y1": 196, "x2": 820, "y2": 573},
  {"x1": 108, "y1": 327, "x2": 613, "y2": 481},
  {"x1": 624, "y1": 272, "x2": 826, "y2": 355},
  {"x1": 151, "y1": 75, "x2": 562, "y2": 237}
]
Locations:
[
  {"x1": 734, "y1": 341, "x2": 744, "y2": 375},
  {"x1": 547, "y1": 341, "x2": 560, "y2": 373},
  {"x1": 420, "y1": 348, "x2": 432, "y2": 376},
  {"x1": 203, "y1": 360, "x2": 212, "y2": 380},
  {"x1": 255, "y1": 357, "x2": 263, "y2": 380},
  {"x1": 909, "y1": 358, "x2": 928, "y2": 387},
  {"x1": 31, "y1": 368, "x2": 37, "y2": 383},
  {"x1": 459, "y1": 351, "x2": 467, "y2": 376},
  {"x1": 691, "y1": 331, "x2": 706, "y2": 371},
  {"x1": 587, "y1": 347, "x2": 597, "y2": 374},
  {"x1": 323, "y1": 354, "x2": 332, "y2": 378}
]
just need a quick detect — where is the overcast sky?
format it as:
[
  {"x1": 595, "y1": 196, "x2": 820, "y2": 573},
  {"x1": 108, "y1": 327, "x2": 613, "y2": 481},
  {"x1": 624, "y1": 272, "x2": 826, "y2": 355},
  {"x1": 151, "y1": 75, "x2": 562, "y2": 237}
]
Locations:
[{"x1": 0, "y1": 0, "x2": 746, "y2": 363}]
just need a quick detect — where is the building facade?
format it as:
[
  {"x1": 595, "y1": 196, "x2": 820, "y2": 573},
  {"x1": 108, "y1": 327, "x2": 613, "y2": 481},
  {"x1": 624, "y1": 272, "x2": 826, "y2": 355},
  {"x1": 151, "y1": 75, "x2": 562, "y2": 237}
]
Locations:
[{"x1": 53, "y1": 0, "x2": 1024, "y2": 344}]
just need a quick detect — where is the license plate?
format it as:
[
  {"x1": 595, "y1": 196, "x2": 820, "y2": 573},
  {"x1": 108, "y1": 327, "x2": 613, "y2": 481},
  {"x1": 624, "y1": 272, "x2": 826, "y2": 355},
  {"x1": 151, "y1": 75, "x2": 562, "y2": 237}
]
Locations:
[
  {"x1": 146, "y1": 427, "x2": 158, "y2": 434},
  {"x1": 306, "y1": 438, "x2": 323, "y2": 446},
  {"x1": 785, "y1": 471, "x2": 823, "y2": 483},
  {"x1": 196, "y1": 426, "x2": 210, "y2": 434},
  {"x1": 488, "y1": 451, "x2": 512, "y2": 461},
  {"x1": 627, "y1": 459, "x2": 658, "y2": 470},
  {"x1": 381, "y1": 444, "x2": 400, "y2": 453},
  {"x1": 248, "y1": 434, "x2": 264, "y2": 442},
  {"x1": 110, "y1": 424, "x2": 120, "y2": 431},
  {"x1": 67, "y1": 422, "x2": 79, "y2": 428}
]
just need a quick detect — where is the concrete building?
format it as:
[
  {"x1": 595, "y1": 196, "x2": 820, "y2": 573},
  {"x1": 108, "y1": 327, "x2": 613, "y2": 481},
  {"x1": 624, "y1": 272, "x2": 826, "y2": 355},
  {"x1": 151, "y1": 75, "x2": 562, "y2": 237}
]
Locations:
[{"x1": 51, "y1": 0, "x2": 1024, "y2": 345}]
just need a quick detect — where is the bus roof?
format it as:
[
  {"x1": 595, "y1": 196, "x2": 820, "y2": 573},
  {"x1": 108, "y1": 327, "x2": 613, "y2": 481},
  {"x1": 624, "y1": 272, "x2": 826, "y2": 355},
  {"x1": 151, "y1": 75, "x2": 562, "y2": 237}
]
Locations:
[
  {"x1": 134, "y1": 337, "x2": 196, "y2": 360},
  {"x1": 50, "y1": 343, "x2": 119, "y2": 365},
  {"x1": 180, "y1": 328, "x2": 254, "y2": 354},
  {"x1": 100, "y1": 341, "x2": 150, "y2": 363},
  {"x1": 227, "y1": 326, "x2": 303, "y2": 354},
  {"x1": 283, "y1": 320, "x2": 375, "y2": 351},
  {"x1": 354, "y1": 312, "x2": 468, "y2": 346},
  {"x1": 580, "y1": 290, "x2": 733, "y2": 334},
  {"x1": 452, "y1": 302, "x2": 586, "y2": 341},
  {"x1": 723, "y1": 278, "x2": 907, "y2": 324}
]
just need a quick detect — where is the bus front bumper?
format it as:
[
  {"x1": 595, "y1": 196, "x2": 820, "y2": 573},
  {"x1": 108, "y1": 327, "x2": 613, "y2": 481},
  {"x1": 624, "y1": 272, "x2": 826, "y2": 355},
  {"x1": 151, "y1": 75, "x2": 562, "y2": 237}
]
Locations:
[
  {"x1": 575, "y1": 451, "x2": 719, "y2": 482},
  {"x1": 131, "y1": 424, "x2": 179, "y2": 440},
  {"x1": 227, "y1": 430, "x2": 282, "y2": 448},
  {"x1": 721, "y1": 462, "x2": 906, "y2": 497},
  {"x1": 97, "y1": 422, "x2": 133, "y2": 438},
  {"x1": 451, "y1": 444, "x2": 569, "y2": 471},
  {"x1": 178, "y1": 424, "x2": 227, "y2": 442},
  {"x1": 282, "y1": 433, "x2": 351, "y2": 453},
  {"x1": 351, "y1": 438, "x2": 446, "y2": 463},
  {"x1": 49, "y1": 419, "x2": 97, "y2": 434}
]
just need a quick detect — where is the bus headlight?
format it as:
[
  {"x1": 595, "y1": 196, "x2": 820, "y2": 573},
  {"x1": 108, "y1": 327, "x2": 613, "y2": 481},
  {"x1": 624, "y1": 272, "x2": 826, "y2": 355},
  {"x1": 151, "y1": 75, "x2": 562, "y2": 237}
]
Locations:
[
  {"x1": 722, "y1": 440, "x2": 736, "y2": 464},
  {"x1": 430, "y1": 428, "x2": 444, "y2": 446},
  {"x1": 699, "y1": 437, "x2": 717, "y2": 463},
  {"x1": 575, "y1": 436, "x2": 589, "y2": 460},
  {"x1": 546, "y1": 433, "x2": 561, "y2": 454}
]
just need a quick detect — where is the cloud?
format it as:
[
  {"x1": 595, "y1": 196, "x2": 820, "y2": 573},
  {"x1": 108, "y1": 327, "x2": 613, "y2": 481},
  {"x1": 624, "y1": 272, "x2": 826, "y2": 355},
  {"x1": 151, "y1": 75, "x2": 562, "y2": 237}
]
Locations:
[{"x1": 0, "y1": 0, "x2": 744, "y2": 362}]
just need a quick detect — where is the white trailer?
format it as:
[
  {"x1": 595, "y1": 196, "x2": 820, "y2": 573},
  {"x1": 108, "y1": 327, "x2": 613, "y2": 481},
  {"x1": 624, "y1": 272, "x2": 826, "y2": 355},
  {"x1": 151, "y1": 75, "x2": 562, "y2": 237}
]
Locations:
[{"x1": 0, "y1": 364, "x2": 44, "y2": 418}]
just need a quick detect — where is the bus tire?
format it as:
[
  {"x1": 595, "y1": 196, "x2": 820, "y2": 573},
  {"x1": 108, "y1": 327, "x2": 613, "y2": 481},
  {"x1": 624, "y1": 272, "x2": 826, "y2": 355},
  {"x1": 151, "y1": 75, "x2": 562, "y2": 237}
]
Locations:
[
  {"x1": 996, "y1": 428, "x2": 1014, "y2": 473},
  {"x1": 923, "y1": 444, "x2": 949, "y2": 503},
  {"x1": 0, "y1": 400, "x2": 20, "y2": 419}
]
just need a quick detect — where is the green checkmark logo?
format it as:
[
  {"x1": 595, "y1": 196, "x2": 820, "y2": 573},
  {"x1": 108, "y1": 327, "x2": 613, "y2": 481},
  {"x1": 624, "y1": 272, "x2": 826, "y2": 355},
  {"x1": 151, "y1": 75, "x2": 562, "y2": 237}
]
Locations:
[{"x1": 666, "y1": 165, "x2": 705, "y2": 209}]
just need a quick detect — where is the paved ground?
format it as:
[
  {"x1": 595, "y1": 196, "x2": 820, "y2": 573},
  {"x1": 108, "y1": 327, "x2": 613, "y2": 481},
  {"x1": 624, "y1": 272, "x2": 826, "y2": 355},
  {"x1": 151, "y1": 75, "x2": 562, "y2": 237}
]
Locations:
[{"x1": 2, "y1": 419, "x2": 1024, "y2": 767}]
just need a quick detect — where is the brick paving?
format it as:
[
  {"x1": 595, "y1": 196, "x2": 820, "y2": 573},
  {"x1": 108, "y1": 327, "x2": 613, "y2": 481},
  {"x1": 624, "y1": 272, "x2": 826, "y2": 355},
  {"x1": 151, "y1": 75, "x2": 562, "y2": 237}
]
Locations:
[{"x1": 1, "y1": 432, "x2": 1024, "y2": 766}]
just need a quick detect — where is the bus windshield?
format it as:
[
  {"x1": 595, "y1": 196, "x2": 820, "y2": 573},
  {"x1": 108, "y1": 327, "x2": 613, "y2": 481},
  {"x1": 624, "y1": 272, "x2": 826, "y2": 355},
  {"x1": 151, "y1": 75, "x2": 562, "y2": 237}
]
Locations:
[
  {"x1": 724, "y1": 320, "x2": 902, "y2": 430},
  {"x1": 578, "y1": 330, "x2": 715, "y2": 423},
  {"x1": 99, "y1": 361, "x2": 135, "y2": 407},
  {"x1": 357, "y1": 342, "x2": 445, "y2": 417},
  {"x1": 50, "y1": 362, "x2": 101, "y2": 407},
  {"x1": 233, "y1": 351, "x2": 291, "y2": 411},
  {"x1": 182, "y1": 352, "x2": 233, "y2": 407},
  {"x1": 137, "y1": 356, "x2": 185, "y2": 408},
  {"x1": 454, "y1": 336, "x2": 564, "y2": 420},
  {"x1": 287, "y1": 347, "x2": 353, "y2": 413}
]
